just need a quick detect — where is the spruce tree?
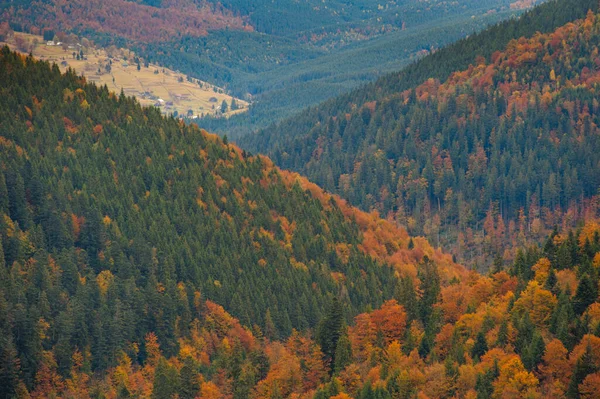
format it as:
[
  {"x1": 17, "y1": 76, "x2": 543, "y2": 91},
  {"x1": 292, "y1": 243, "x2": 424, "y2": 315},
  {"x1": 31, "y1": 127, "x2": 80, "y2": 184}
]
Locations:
[
  {"x1": 573, "y1": 274, "x2": 597, "y2": 315},
  {"x1": 152, "y1": 357, "x2": 181, "y2": 399},
  {"x1": 317, "y1": 297, "x2": 344, "y2": 371},
  {"x1": 0, "y1": 172, "x2": 8, "y2": 214},
  {"x1": 179, "y1": 356, "x2": 200, "y2": 399},
  {"x1": 334, "y1": 328, "x2": 352, "y2": 374},
  {"x1": 567, "y1": 341, "x2": 598, "y2": 398},
  {"x1": 471, "y1": 331, "x2": 488, "y2": 361}
]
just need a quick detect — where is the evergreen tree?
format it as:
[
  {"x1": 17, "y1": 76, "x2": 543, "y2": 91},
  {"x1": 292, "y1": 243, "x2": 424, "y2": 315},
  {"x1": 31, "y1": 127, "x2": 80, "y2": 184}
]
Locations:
[
  {"x1": 179, "y1": 357, "x2": 200, "y2": 399},
  {"x1": 264, "y1": 308, "x2": 277, "y2": 341},
  {"x1": 333, "y1": 328, "x2": 352, "y2": 374},
  {"x1": 471, "y1": 331, "x2": 488, "y2": 361},
  {"x1": 496, "y1": 319, "x2": 508, "y2": 347},
  {"x1": 152, "y1": 357, "x2": 181, "y2": 399},
  {"x1": 0, "y1": 172, "x2": 8, "y2": 214},
  {"x1": 317, "y1": 297, "x2": 344, "y2": 370},
  {"x1": 476, "y1": 360, "x2": 499, "y2": 399},
  {"x1": 567, "y1": 341, "x2": 598, "y2": 398},
  {"x1": 573, "y1": 274, "x2": 597, "y2": 315}
]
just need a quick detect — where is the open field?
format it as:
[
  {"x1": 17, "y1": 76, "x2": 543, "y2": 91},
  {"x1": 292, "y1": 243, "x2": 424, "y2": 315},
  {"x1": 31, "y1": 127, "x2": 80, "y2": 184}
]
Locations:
[{"x1": 1, "y1": 32, "x2": 248, "y2": 119}]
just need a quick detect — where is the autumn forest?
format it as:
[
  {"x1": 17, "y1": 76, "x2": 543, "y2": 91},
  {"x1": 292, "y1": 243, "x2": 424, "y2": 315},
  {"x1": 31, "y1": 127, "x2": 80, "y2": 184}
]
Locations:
[{"x1": 1, "y1": 0, "x2": 600, "y2": 398}]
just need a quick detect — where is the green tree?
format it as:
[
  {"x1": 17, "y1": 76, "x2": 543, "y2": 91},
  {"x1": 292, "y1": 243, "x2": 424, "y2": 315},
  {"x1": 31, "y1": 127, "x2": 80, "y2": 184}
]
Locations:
[
  {"x1": 471, "y1": 331, "x2": 488, "y2": 361},
  {"x1": 567, "y1": 341, "x2": 598, "y2": 398},
  {"x1": 333, "y1": 328, "x2": 352, "y2": 374},
  {"x1": 317, "y1": 297, "x2": 344, "y2": 371},
  {"x1": 573, "y1": 274, "x2": 597, "y2": 315},
  {"x1": 152, "y1": 357, "x2": 181, "y2": 399},
  {"x1": 179, "y1": 356, "x2": 200, "y2": 399}
]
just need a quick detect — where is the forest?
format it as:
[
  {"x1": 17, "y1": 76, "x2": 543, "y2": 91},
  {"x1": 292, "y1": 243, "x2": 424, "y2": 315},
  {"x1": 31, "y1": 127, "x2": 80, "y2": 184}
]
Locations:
[
  {"x1": 4, "y1": 222, "x2": 600, "y2": 398},
  {"x1": 243, "y1": 0, "x2": 600, "y2": 267},
  {"x1": 2, "y1": 0, "x2": 600, "y2": 398},
  {"x1": 0, "y1": 46, "x2": 465, "y2": 397},
  {"x1": 2, "y1": 47, "x2": 600, "y2": 398}
]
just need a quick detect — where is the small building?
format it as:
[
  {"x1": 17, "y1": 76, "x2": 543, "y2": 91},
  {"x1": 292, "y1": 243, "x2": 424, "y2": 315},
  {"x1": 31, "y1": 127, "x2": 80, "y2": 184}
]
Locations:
[{"x1": 46, "y1": 41, "x2": 56, "y2": 46}]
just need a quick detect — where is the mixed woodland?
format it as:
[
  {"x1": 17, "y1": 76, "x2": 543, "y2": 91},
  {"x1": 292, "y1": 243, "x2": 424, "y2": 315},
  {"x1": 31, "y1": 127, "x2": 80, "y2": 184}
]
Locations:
[
  {"x1": 2, "y1": 0, "x2": 600, "y2": 398},
  {"x1": 2, "y1": 46, "x2": 600, "y2": 398},
  {"x1": 244, "y1": 0, "x2": 600, "y2": 267}
]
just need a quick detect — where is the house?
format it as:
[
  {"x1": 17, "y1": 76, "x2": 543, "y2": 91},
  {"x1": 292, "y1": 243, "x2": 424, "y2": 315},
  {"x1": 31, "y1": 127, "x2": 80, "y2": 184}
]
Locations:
[{"x1": 46, "y1": 41, "x2": 56, "y2": 46}]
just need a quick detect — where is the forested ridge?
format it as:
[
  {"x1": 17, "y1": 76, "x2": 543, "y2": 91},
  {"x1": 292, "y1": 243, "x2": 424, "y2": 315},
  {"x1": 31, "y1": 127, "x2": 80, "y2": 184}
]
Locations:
[
  {"x1": 0, "y1": 47, "x2": 464, "y2": 397},
  {"x1": 1, "y1": 52, "x2": 600, "y2": 399},
  {"x1": 244, "y1": 0, "x2": 600, "y2": 267}
]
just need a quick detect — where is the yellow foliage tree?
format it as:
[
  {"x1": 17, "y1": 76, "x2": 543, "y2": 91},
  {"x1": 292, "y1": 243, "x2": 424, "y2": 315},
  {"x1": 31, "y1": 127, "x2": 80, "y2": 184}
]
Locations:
[
  {"x1": 493, "y1": 356, "x2": 540, "y2": 399},
  {"x1": 513, "y1": 281, "x2": 557, "y2": 327}
]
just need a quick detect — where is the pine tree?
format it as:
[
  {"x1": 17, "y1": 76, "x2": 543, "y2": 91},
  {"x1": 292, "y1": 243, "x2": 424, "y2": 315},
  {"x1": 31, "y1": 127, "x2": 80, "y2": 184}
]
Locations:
[
  {"x1": 496, "y1": 319, "x2": 508, "y2": 347},
  {"x1": 333, "y1": 328, "x2": 352, "y2": 374},
  {"x1": 6, "y1": 172, "x2": 30, "y2": 229},
  {"x1": 523, "y1": 331, "x2": 545, "y2": 371},
  {"x1": 317, "y1": 297, "x2": 344, "y2": 371},
  {"x1": 179, "y1": 356, "x2": 200, "y2": 399},
  {"x1": 0, "y1": 172, "x2": 8, "y2": 214},
  {"x1": 471, "y1": 331, "x2": 488, "y2": 361},
  {"x1": 476, "y1": 360, "x2": 499, "y2": 399},
  {"x1": 567, "y1": 341, "x2": 598, "y2": 398},
  {"x1": 264, "y1": 308, "x2": 277, "y2": 341},
  {"x1": 152, "y1": 357, "x2": 181, "y2": 399},
  {"x1": 545, "y1": 267, "x2": 558, "y2": 292},
  {"x1": 0, "y1": 295, "x2": 19, "y2": 399},
  {"x1": 573, "y1": 274, "x2": 597, "y2": 315},
  {"x1": 418, "y1": 256, "x2": 440, "y2": 323}
]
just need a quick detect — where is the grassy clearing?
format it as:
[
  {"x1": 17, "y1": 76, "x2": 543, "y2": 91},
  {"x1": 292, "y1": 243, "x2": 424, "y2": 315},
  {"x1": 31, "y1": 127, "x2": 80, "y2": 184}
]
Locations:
[{"x1": 2, "y1": 32, "x2": 249, "y2": 119}]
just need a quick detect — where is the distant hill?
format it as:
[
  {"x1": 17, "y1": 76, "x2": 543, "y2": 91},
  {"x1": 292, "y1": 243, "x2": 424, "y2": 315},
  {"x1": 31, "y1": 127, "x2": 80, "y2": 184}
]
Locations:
[
  {"x1": 1, "y1": 0, "x2": 251, "y2": 43},
  {"x1": 243, "y1": 0, "x2": 600, "y2": 268},
  {"x1": 1, "y1": 0, "x2": 544, "y2": 137}
]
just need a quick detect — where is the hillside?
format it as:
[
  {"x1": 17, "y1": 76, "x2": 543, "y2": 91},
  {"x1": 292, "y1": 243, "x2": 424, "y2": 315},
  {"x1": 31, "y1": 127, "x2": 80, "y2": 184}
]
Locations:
[
  {"x1": 0, "y1": 31, "x2": 248, "y2": 118},
  {"x1": 243, "y1": 0, "x2": 600, "y2": 267},
  {"x1": 1, "y1": 0, "x2": 543, "y2": 137},
  {"x1": 0, "y1": 47, "x2": 465, "y2": 396},
  {"x1": 3, "y1": 91, "x2": 600, "y2": 398}
]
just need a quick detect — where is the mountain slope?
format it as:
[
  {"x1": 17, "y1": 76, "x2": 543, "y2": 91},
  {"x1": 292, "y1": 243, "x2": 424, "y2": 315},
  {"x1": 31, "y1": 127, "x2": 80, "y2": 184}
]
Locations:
[
  {"x1": 243, "y1": 1, "x2": 600, "y2": 266},
  {"x1": 0, "y1": 47, "x2": 463, "y2": 391}
]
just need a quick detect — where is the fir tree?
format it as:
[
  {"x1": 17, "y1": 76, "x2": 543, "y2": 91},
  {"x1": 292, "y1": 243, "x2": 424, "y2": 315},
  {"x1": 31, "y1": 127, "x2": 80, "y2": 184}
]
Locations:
[
  {"x1": 334, "y1": 328, "x2": 352, "y2": 374},
  {"x1": 471, "y1": 331, "x2": 488, "y2": 361},
  {"x1": 567, "y1": 341, "x2": 598, "y2": 398}
]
